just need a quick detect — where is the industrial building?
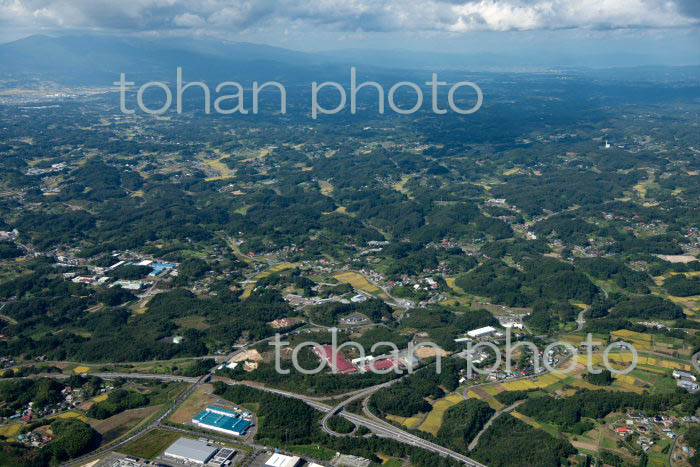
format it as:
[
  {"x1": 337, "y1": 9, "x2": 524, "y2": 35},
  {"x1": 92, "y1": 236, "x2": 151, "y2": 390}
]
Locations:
[
  {"x1": 362, "y1": 358, "x2": 398, "y2": 372},
  {"x1": 265, "y1": 453, "x2": 302, "y2": 467},
  {"x1": 467, "y1": 326, "x2": 497, "y2": 338},
  {"x1": 314, "y1": 345, "x2": 357, "y2": 374},
  {"x1": 163, "y1": 437, "x2": 217, "y2": 465},
  {"x1": 192, "y1": 406, "x2": 252, "y2": 436},
  {"x1": 209, "y1": 447, "x2": 236, "y2": 466},
  {"x1": 333, "y1": 454, "x2": 371, "y2": 467}
]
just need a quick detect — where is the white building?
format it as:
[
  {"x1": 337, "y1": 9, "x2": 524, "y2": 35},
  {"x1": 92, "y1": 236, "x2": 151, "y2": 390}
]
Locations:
[
  {"x1": 673, "y1": 370, "x2": 696, "y2": 382},
  {"x1": 467, "y1": 326, "x2": 497, "y2": 338},
  {"x1": 265, "y1": 454, "x2": 302, "y2": 467},
  {"x1": 163, "y1": 438, "x2": 217, "y2": 465},
  {"x1": 454, "y1": 337, "x2": 473, "y2": 343}
]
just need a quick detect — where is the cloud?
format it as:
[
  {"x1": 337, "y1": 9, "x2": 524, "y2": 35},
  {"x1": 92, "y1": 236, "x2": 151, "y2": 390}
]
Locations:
[{"x1": 1, "y1": 0, "x2": 698, "y2": 36}]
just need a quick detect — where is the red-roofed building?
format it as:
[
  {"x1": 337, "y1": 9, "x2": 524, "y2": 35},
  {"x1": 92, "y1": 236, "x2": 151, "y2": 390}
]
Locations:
[
  {"x1": 363, "y1": 358, "x2": 398, "y2": 372},
  {"x1": 314, "y1": 345, "x2": 357, "y2": 374}
]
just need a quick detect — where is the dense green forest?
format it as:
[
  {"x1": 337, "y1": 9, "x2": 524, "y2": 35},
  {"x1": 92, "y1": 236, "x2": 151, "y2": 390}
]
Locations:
[
  {"x1": 436, "y1": 399, "x2": 494, "y2": 453},
  {"x1": 470, "y1": 415, "x2": 576, "y2": 466}
]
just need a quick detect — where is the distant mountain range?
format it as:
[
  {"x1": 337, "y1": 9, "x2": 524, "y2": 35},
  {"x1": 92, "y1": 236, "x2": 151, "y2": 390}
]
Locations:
[{"x1": 0, "y1": 34, "x2": 699, "y2": 87}]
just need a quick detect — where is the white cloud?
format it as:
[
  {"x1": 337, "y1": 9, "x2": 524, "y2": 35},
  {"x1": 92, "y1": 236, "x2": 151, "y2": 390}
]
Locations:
[
  {"x1": 174, "y1": 12, "x2": 205, "y2": 28},
  {"x1": 0, "y1": 0, "x2": 698, "y2": 35}
]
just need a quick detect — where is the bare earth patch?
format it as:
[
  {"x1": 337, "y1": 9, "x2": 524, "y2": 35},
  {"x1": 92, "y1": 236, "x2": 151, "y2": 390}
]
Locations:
[
  {"x1": 414, "y1": 346, "x2": 448, "y2": 359},
  {"x1": 230, "y1": 349, "x2": 264, "y2": 363}
]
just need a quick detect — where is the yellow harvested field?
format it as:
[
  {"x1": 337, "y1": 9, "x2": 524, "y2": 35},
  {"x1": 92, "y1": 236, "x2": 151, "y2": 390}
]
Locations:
[
  {"x1": 73, "y1": 366, "x2": 90, "y2": 374},
  {"x1": 482, "y1": 385, "x2": 503, "y2": 396},
  {"x1": 619, "y1": 354, "x2": 692, "y2": 371},
  {"x1": 92, "y1": 394, "x2": 108, "y2": 403},
  {"x1": 558, "y1": 335, "x2": 583, "y2": 346},
  {"x1": 615, "y1": 374, "x2": 637, "y2": 385},
  {"x1": 203, "y1": 156, "x2": 234, "y2": 181},
  {"x1": 533, "y1": 373, "x2": 567, "y2": 388},
  {"x1": 57, "y1": 411, "x2": 89, "y2": 422},
  {"x1": 657, "y1": 255, "x2": 700, "y2": 264},
  {"x1": 333, "y1": 272, "x2": 380, "y2": 293},
  {"x1": 320, "y1": 181, "x2": 334, "y2": 196},
  {"x1": 610, "y1": 330, "x2": 652, "y2": 350},
  {"x1": 576, "y1": 354, "x2": 604, "y2": 366},
  {"x1": 504, "y1": 168, "x2": 520, "y2": 176},
  {"x1": 633, "y1": 182, "x2": 648, "y2": 198},
  {"x1": 242, "y1": 147, "x2": 271, "y2": 162},
  {"x1": 466, "y1": 390, "x2": 504, "y2": 410},
  {"x1": 501, "y1": 379, "x2": 537, "y2": 391},
  {"x1": 485, "y1": 398, "x2": 505, "y2": 410},
  {"x1": 387, "y1": 414, "x2": 421, "y2": 428},
  {"x1": 510, "y1": 411, "x2": 540, "y2": 428},
  {"x1": 568, "y1": 378, "x2": 599, "y2": 390},
  {"x1": 418, "y1": 395, "x2": 462, "y2": 436},
  {"x1": 242, "y1": 263, "x2": 297, "y2": 299},
  {"x1": 611, "y1": 380, "x2": 645, "y2": 394},
  {"x1": 0, "y1": 423, "x2": 22, "y2": 438},
  {"x1": 444, "y1": 277, "x2": 465, "y2": 294}
]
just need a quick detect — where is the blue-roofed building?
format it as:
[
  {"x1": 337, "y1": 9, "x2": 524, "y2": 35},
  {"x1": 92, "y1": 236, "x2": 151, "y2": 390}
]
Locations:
[{"x1": 192, "y1": 405, "x2": 252, "y2": 436}]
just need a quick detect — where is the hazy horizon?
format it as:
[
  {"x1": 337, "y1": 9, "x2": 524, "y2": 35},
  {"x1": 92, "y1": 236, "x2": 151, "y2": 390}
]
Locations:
[{"x1": 1, "y1": 0, "x2": 700, "y2": 68}]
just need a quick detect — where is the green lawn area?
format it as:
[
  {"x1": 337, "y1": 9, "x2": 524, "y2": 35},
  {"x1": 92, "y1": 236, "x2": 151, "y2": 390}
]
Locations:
[
  {"x1": 288, "y1": 444, "x2": 337, "y2": 461},
  {"x1": 381, "y1": 458, "x2": 404, "y2": 467},
  {"x1": 117, "y1": 429, "x2": 181, "y2": 460},
  {"x1": 240, "y1": 402, "x2": 260, "y2": 413}
]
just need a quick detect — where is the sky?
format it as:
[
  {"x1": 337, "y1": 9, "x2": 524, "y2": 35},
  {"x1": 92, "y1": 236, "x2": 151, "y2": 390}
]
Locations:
[{"x1": 0, "y1": 0, "x2": 699, "y2": 63}]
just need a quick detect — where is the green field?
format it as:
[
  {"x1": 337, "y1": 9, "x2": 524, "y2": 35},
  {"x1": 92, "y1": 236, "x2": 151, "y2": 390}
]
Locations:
[{"x1": 117, "y1": 429, "x2": 181, "y2": 460}]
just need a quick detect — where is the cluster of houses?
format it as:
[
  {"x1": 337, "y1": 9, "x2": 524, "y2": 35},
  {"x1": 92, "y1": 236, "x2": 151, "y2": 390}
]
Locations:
[
  {"x1": 614, "y1": 413, "x2": 681, "y2": 452},
  {"x1": 3, "y1": 382, "x2": 114, "y2": 426},
  {"x1": 16, "y1": 430, "x2": 54, "y2": 448},
  {"x1": 454, "y1": 326, "x2": 549, "y2": 384}
]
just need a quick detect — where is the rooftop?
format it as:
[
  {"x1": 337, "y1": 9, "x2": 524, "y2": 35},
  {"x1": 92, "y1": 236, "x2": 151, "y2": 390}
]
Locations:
[{"x1": 164, "y1": 437, "x2": 217, "y2": 463}]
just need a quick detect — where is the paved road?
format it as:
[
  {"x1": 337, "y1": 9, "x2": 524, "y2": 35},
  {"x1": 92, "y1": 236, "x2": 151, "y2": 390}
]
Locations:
[
  {"x1": 355, "y1": 393, "x2": 486, "y2": 466},
  {"x1": 468, "y1": 400, "x2": 525, "y2": 451},
  {"x1": 225, "y1": 381, "x2": 485, "y2": 466},
  {"x1": 321, "y1": 380, "x2": 396, "y2": 436},
  {"x1": 58, "y1": 338, "x2": 699, "y2": 466},
  {"x1": 575, "y1": 309, "x2": 586, "y2": 332},
  {"x1": 63, "y1": 373, "x2": 211, "y2": 467}
]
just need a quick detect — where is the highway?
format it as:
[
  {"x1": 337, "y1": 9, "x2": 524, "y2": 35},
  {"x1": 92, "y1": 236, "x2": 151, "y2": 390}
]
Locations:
[
  {"x1": 224, "y1": 381, "x2": 486, "y2": 466},
  {"x1": 57, "y1": 338, "x2": 700, "y2": 466}
]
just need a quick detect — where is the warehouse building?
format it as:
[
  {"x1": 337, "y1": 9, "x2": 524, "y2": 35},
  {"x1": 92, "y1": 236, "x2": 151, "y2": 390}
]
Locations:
[
  {"x1": 163, "y1": 437, "x2": 217, "y2": 465},
  {"x1": 265, "y1": 453, "x2": 302, "y2": 467},
  {"x1": 192, "y1": 406, "x2": 252, "y2": 436}
]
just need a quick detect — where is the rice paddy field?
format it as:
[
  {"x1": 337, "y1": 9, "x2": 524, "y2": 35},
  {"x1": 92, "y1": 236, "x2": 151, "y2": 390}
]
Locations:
[
  {"x1": 610, "y1": 329, "x2": 653, "y2": 351},
  {"x1": 0, "y1": 423, "x2": 23, "y2": 440},
  {"x1": 56, "y1": 410, "x2": 89, "y2": 422},
  {"x1": 386, "y1": 414, "x2": 421, "y2": 428},
  {"x1": 416, "y1": 393, "x2": 464, "y2": 436},
  {"x1": 332, "y1": 271, "x2": 380, "y2": 293}
]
